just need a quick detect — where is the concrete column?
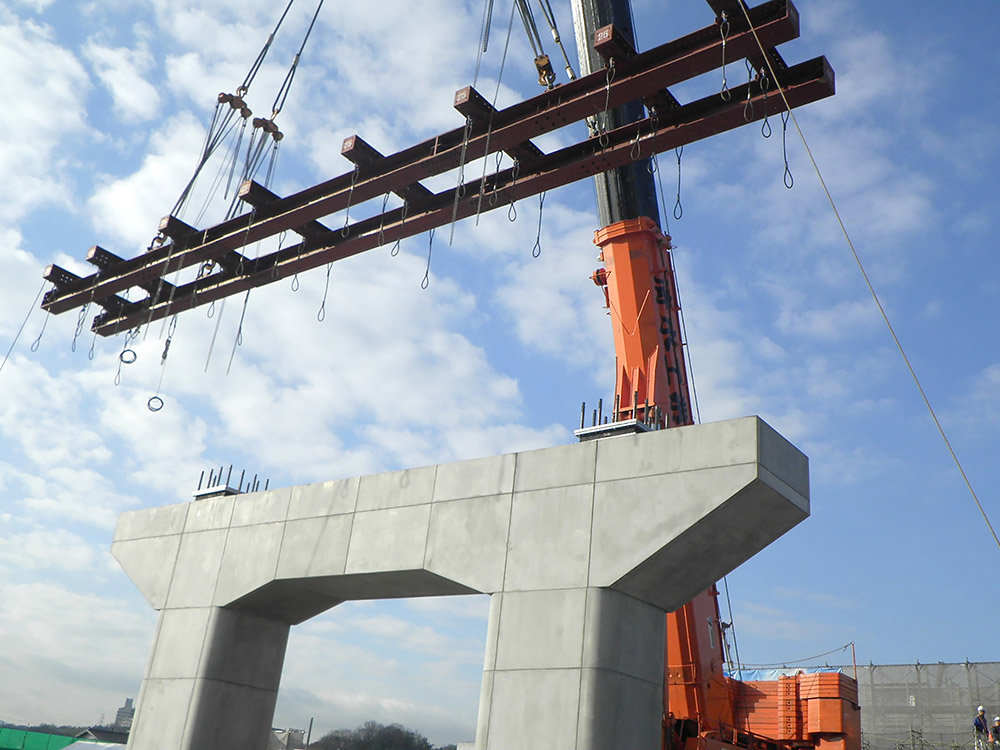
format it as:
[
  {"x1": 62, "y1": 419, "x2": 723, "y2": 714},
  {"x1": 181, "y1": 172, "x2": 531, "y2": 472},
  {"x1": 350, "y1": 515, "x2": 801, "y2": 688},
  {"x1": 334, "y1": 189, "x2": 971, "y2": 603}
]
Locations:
[
  {"x1": 129, "y1": 607, "x2": 289, "y2": 750},
  {"x1": 476, "y1": 587, "x2": 665, "y2": 750}
]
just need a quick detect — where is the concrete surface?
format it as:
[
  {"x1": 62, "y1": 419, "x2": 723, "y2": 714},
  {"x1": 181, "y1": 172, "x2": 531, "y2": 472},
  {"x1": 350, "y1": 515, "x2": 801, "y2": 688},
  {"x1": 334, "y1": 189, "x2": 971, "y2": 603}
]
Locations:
[{"x1": 114, "y1": 416, "x2": 809, "y2": 750}]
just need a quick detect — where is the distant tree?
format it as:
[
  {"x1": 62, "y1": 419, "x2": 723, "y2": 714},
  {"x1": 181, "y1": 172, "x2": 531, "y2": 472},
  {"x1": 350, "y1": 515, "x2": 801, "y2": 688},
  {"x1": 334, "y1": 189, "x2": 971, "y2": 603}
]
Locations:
[
  {"x1": 25, "y1": 724, "x2": 89, "y2": 737},
  {"x1": 310, "y1": 721, "x2": 440, "y2": 750}
]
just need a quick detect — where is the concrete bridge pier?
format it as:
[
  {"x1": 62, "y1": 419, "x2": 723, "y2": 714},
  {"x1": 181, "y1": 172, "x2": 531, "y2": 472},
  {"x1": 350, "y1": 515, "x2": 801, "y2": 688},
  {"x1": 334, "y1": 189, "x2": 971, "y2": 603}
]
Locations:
[
  {"x1": 112, "y1": 416, "x2": 810, "y2": 750},
  {"x1": 129, "y1": 607, "x2": 289, "y2": 748},
  {"x1": 477, "y1": 587, "x2": 666, "y2": 749}
]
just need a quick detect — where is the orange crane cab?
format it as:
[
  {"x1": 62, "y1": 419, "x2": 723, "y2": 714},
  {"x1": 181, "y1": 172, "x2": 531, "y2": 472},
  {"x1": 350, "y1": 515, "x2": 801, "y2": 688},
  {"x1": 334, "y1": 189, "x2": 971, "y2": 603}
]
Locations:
[{"x1": 589, "y1": 217, "x2": 860, "y2": 750}]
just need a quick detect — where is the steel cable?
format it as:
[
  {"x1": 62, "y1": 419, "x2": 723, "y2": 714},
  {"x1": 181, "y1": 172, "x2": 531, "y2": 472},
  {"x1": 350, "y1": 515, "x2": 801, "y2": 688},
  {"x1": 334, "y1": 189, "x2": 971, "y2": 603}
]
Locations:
[
  {"x1": 0, "y1": 279, "x2": 47, "y2": 377},
  {"x1": 735, "y1": 1, "x2": 1000, "y2": 552}
]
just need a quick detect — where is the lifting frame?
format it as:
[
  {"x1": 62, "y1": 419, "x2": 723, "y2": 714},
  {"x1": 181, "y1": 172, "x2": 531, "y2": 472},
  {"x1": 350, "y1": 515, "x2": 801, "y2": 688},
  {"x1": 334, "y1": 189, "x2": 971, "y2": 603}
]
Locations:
[{"x1": 40, "y1": 0, "x2": 833, "y2": 336}]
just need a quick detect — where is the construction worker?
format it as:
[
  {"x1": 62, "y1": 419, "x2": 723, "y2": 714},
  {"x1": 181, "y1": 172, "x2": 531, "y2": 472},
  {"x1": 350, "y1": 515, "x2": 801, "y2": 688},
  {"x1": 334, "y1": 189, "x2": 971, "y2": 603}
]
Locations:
[
  {"x1": 975, "y1": 706, "x2": 989, "y2": 750},
  {"x1": 990, "y1": 717, "x2": 1000, "y2": 745}
]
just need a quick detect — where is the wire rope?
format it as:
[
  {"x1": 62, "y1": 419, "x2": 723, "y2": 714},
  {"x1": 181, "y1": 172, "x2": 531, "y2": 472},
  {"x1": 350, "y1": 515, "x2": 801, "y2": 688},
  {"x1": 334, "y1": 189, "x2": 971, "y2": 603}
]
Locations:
[
  {"x1": 722, "y1": 576, "x2": 744, "y2": 680},
  {"x1": 735, "y1": 2, "x2": 1000, "y2": 553},
  {"x1": 0, "y1": 279, "x2": 47, "y2": 377},
  {"x1": 738, "y1": 642, "x2": 855, "y2": 669},
  {"x1": 473, "y1": 0, "x2": 496, "y2": 87},
  {"x1": 241, "y1": 0, "x2": 298, "y2": 94},
  {"x1": 474, "y1": 0, "x2": 518, "y2": 224},
  {"x1": 270, "y1": 0, "x2": 325, "y2": 119},
  {"x1": 534, "y1": 0, "x2": 577, "y2": 80},
  {"x1": 514, "y1": 0, "x2": 544, "y2": 58}
]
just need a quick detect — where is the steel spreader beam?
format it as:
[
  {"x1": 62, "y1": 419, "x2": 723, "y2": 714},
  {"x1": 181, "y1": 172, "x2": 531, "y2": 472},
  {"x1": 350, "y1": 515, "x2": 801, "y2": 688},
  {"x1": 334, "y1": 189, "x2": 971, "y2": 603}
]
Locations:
[{"x1": 40, "y1": 0, "x2": 832, "y2": 336}]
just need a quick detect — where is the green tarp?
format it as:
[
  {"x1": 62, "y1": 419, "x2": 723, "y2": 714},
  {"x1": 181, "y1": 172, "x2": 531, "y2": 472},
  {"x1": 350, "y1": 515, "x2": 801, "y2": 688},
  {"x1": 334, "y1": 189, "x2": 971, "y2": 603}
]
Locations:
[{"x1": 0, "y1": 729, "x2": 83, "y2": 750}]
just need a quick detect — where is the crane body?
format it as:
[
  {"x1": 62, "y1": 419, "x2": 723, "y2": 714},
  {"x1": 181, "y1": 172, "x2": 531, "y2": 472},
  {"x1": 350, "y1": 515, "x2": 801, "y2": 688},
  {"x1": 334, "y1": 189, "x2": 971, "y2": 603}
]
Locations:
[{"x1": 589, "y1": 215, "x2": 860, "y2": 750}]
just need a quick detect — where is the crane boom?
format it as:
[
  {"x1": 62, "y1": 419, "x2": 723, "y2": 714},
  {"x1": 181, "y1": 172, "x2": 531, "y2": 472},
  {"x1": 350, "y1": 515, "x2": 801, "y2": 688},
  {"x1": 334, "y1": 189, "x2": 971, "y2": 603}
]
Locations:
[{"x1": 576, "y1": 5, "x2": 858, "y2": 750}]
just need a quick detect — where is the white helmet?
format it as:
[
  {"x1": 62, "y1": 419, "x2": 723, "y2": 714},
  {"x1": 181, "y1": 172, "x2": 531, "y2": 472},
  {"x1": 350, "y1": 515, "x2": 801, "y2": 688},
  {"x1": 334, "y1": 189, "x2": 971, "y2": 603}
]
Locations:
[
  {"x1": 994, "y1": 717, "x2": 999, "y2": 723},
  {"x1": 979, "y1": 706, "x2": 985, "y2": 712}
]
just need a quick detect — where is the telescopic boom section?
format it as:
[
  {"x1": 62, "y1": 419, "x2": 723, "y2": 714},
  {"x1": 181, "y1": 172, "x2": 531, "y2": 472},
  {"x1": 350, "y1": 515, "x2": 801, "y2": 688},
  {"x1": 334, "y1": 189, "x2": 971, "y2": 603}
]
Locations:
[{"x1": 591, "y1": 218, "x2": 690, "y2": 427}]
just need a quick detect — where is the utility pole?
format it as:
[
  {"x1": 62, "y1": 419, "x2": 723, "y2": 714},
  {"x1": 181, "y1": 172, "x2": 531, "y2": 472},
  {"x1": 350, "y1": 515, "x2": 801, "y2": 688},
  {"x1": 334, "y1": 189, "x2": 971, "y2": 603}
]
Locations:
[{"x1": 570, "y1": 0, "x2": 661, "y2": 227}]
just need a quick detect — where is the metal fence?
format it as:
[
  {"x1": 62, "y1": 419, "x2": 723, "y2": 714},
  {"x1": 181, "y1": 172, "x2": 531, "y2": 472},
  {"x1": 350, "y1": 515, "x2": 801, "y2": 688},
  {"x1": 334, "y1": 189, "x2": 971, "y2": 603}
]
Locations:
[{"x1": 826, "y1": 662, "x2": 1000, "y2": 750}]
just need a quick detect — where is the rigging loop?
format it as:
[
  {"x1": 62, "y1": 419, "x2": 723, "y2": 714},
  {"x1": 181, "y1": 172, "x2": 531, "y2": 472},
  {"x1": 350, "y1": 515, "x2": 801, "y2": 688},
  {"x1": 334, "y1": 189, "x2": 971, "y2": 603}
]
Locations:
[
  {"x1": 743, "y1": 59, "x2": 755, "y2": 122},
  {"x1": 421, "y1": 228, "x2": 435, "y2": 290},
  {"x1": 391, "y1": 199, "x2": 409, "y2": 256},
  {"x1": 114, "y1": 327, "x2": 140, "y2": 385},
  {"x1": 508, "y1": 199, "x2": 517, "y2": 222},
  {"x1": 147, "y1": 396, "x2": 164, "y2": 412},
  {"x1": 317, "y1": 262, "x2": 333, "y2": 321},
  {"x1": 450, "y1": 115, "x2": 475, "y2": 245},
  {"x1": 71, "y1": 302, "x2": 90, "y2": 353},
  {"x1": 630, "y1": 120, "x2": 643, "y2": 161},
  {"x1": 781, "y1": 110, "x2": 794, "y2": 188},
  {"x1": 227, "y1": 290, "x2": 251, "y2": 375},
  {"x1": 271, "y1": 230, "x2": 287, "y2": 279},
  {"x1": 377, "y1": 192, "x2": 391, "y2": 247},
  {"x1": 599, "y1": 58, "x2": 616, "y2": 148},
  {"x1": 342, "y1": 163, "x2": 361, "y2": 237},
  {"x1": 532, "y1": 191, "x2": 546, "y2": 258},
  {"x1": 719, "y1": 12, "x2": 731, "y2": 101},
  {"x1": 760, "y1": 68, "x2": 772, "y2": 137},
  {"x1": 673, "y1": 145, "x2": 684, "y2": 221},
  {"x1": 646, "y1": 112, "x2": 659, "y2": 174},
  {"x1": 29, "y1": 312, "x2": 49, "y2": 353}
]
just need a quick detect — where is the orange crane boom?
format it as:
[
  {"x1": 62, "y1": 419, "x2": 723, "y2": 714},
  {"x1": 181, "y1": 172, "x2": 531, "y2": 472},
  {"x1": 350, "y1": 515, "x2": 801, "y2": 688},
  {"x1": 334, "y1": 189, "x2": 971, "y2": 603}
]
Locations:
[{"x1": 589, "y1": 216, "x2": 860, "y2": 750}]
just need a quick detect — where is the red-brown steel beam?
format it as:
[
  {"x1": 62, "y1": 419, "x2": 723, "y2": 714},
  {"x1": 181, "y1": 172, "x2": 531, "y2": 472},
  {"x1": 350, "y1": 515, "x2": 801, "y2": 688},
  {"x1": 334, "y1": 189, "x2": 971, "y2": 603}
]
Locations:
[
  {"x1": 90, "y1": 56, "x2": 833, "y2": 335},
  {"x1": 42, "y1": 0, "x2": 802, "y2": 320}
]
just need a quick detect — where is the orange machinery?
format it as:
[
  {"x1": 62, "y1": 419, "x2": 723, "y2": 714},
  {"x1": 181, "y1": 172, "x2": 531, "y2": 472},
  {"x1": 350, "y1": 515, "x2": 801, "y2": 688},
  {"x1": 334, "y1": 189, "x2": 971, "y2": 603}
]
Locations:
[{"x1": 590, "y1": 217, "x2": 860, "y2": 750}]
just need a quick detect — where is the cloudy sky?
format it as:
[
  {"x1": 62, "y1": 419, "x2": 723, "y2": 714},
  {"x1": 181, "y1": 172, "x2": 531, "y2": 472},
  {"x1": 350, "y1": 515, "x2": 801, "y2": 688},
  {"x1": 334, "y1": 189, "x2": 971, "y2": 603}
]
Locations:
[{"x1": 1, "y1": 0, "x2": 998, "y2": 745}]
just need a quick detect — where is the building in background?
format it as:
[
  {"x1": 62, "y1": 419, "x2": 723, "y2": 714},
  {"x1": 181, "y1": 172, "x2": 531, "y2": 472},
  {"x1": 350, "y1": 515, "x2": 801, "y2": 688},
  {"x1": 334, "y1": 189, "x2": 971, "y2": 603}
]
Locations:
[{"x1": 113, "y1": 699, "x2": 134, "y2": 732}]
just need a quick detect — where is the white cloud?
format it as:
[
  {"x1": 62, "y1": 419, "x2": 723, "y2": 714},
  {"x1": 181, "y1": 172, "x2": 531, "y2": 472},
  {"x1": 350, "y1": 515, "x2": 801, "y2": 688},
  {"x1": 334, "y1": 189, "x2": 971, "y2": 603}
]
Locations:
[
  {"x1": 7, "y1": 0, "x2": 56, "y2": 13},
  {"x1": 0, "y1": 10, "x2": 90, "y2": 222},
  {"x1": 87, "y1": 112, "x2": 210, "y2": 248},
  {"x1": 775, "y1": 296, "x2": 881, "y2": 341},
  {"x1": 0, "y1": 580, "x2": 154, "y2": 727},
  {"x1": 0, "y1": 232, "x2": 48, "y2": 341},
  {"x1": 83, "y1": 38, "x2": 161, "y2": 123},
  {"x1": 953, "y1": 362, "x2": 1000, "y2": 432},
  {"x1": 0, "y1": 528, "x2": 97, "y2": 571}
]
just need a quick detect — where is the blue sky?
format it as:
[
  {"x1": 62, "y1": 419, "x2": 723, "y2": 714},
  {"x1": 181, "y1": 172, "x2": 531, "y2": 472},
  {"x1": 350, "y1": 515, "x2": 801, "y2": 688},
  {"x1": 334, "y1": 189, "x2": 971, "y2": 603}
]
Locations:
[{"x1": 0, "y1": 0, "x2": 998, "y2": 745}]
